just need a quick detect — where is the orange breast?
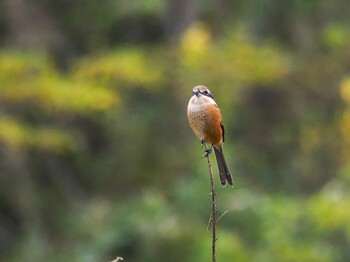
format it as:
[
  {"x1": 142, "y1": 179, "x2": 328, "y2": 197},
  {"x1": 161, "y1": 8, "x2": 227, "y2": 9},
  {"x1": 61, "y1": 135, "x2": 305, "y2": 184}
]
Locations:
[{"x1": 188, "y1": 103, "x2": 223, "y2": 146}]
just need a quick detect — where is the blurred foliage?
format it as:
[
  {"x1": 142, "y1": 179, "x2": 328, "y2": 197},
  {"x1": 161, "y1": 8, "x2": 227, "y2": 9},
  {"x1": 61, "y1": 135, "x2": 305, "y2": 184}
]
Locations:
[
  {"x1": 0, "y1": 116, "x2": 77, "y2": 152},
  {"x1": 1, "y1": 0, "x2": 350, "y2": 261},
  {"x1": 0, "y1": 52, "x2": 117, "y2": 114},
  {"x1": 180, "y1": 24, "x2": 289, "y2": 88},
  {"x1": 73, "y1": 49, "x2": 163, "y2": 89}
]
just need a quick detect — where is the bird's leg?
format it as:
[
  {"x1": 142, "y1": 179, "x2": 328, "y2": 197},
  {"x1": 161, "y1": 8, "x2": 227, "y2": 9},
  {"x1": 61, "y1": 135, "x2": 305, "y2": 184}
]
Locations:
[
  {"x1": 202, "y1": 144, "x2": 213, "y2": 159},
  {"x1": 200, "y1": 138, "x2": 205, "y2": 147}
]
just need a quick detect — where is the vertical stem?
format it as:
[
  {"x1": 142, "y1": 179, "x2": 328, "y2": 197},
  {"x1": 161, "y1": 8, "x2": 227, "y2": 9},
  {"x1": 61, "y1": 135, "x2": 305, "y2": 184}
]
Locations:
[{"x1": 205, "y1": 145, "x2": 216, "y2": 262}]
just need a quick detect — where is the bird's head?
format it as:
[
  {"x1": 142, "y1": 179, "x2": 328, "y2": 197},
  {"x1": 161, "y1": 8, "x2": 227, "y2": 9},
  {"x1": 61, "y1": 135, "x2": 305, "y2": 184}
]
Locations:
[{"x1": 192, "y1": 85, "x2": 214, "y2": 99}]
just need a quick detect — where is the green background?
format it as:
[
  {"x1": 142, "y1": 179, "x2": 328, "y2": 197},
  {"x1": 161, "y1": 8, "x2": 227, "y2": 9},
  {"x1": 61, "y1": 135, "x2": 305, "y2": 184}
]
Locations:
[{"x1": 1, "y1": 0, "x2": 350, "y2": 261}]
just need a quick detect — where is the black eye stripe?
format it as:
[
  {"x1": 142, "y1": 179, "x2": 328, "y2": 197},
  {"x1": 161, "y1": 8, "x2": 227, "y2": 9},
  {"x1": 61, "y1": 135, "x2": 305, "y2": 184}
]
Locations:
[{"x1": 201, "y1": 91, "x2": 214, "y2": 99}]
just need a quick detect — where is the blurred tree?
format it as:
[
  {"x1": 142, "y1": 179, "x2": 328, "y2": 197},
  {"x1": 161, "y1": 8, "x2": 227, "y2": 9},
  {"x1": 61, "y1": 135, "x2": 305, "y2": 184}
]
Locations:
[
  {"x1": 3, "y1": 0, "x2": 73, "y2": 70},
  {"x1": 0, "y1": 0, "x2": 350, "y2": 261},
  {"x1": 165, "y1": 0, "x2": 198, "y2": 39}
]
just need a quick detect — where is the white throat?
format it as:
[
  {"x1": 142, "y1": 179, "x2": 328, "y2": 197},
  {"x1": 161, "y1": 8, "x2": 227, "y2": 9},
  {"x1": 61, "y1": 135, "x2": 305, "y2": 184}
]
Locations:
[{"x1": 188, "y1": 95, "x2": 217, "y2": 112}]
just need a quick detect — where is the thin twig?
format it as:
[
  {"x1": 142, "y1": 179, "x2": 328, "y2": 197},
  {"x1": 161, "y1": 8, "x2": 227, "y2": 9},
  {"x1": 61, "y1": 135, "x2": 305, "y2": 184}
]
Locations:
[
  {"x1": 204, "y1": 144, "x2": 217, "y2": 262},
  {"x1": 207, "y1": 213, "x2": 213, "y2": 231},
  {"x1": 110, "y1": 257, "x2": 123, "y2": 262},
  {"x1": 217, "y1": 210, "x2": 228, "y2": 222}
]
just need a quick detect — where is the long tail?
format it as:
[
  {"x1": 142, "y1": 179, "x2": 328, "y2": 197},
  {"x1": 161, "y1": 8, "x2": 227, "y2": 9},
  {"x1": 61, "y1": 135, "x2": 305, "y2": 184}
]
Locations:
[{"x1": 213, "y1": 145, "x2": 233, "y2": 187}]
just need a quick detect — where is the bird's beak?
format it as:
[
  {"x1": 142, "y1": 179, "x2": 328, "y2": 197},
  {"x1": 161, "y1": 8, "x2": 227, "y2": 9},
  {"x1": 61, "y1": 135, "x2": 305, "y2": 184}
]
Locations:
[{"x1": 192, "y1": 90, "x2": 200, "y2": 96}]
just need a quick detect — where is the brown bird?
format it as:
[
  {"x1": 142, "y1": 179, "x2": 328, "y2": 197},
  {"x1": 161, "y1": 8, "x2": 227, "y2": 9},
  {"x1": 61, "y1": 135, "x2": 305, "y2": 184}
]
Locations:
[{"x1": 187, "y1": 85, "x2": 233, "y2": 187}]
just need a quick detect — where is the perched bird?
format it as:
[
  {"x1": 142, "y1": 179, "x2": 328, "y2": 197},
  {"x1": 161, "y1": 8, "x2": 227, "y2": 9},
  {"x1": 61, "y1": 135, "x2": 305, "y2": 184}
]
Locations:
[{"x1": 187, "y1": 85, "x2": 233, "y2": 187}]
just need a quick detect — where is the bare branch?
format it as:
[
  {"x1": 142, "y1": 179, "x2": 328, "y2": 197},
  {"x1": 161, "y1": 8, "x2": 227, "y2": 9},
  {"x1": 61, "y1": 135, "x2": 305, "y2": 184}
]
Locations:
[{"x1": 204, "y1": 144, "x2": 217, "y2": 262}]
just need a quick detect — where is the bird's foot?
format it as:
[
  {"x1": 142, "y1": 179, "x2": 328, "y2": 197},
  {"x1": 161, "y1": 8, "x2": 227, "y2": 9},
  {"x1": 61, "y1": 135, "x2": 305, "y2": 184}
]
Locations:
[{"x1": 202, "y1": 146, "x2": 213, "y2": 159}]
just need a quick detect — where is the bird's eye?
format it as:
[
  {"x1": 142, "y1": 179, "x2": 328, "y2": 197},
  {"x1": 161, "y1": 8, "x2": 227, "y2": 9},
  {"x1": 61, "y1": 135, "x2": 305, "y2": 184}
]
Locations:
[{"x1": 203, "y1": 90, "x2": 209, "y2": 95}]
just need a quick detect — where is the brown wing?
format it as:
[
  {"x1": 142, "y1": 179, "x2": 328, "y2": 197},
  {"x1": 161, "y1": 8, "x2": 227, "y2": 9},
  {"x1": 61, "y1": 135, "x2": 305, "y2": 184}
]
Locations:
[
  {"x1": 221, "y1": 121, "x2": 225, "y2": 143},
  {"x1": 213, "y1": 103, "x2": 225, "y2": 144}
]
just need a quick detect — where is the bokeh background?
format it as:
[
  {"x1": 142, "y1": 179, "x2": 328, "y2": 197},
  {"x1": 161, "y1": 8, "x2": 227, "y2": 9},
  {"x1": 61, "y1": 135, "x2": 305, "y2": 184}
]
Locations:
[{"x1": 1, "y1": 0, "x2": 350, "y2": 261}]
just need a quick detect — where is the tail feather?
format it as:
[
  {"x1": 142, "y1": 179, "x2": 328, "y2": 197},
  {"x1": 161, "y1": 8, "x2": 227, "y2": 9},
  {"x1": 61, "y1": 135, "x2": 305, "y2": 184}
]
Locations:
[{"x1": 214, "y1": 146, "x2": 233, "y2": 187}]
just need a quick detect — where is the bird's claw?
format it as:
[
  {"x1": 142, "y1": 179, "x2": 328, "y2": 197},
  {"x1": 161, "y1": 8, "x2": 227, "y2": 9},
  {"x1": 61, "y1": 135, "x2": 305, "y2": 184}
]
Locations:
[{"x1": 202, "y1": 147, "x2": 212, "y2": 159}]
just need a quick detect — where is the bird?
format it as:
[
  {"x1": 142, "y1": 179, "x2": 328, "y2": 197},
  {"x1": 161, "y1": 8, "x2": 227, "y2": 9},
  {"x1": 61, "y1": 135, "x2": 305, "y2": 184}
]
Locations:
[{"x1": 187, "y1": 85, "x2": 233, "y2": 187}]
